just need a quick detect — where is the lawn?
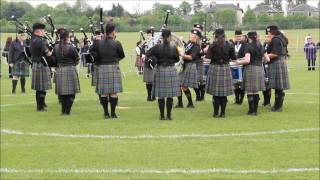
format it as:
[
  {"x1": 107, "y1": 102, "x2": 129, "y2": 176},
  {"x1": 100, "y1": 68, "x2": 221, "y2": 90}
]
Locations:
[{"x1": 0, "y1": 29, "x2": 319, "y2": 179}]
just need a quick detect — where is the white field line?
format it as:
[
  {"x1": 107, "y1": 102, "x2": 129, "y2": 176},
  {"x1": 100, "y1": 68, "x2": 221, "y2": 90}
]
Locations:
[
  {"x1": 0, "y1": 167, "x2": 319, "y2": 174},
  {"x1": 1, "y1": 128, "x2": 319, "y2": 140}
]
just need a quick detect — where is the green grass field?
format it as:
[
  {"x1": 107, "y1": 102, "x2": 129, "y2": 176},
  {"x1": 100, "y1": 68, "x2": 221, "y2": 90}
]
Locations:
[{"x1": 1, "y1": 29, "x2": 319, "y2": 179}]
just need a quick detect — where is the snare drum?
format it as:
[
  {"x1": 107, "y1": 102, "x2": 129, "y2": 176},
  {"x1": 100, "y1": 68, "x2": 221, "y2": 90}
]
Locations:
[{"x1": 230, "y1": 64, "x2": 243, "y2": 83}]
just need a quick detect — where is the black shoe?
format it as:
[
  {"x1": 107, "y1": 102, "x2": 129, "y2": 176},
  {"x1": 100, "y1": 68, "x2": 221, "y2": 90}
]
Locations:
[
  {"x1": 187, "y1": 104, "x2": 195, "y2": 108},
  {"x1": 213, "y1": 114, "x2": 219, "y2": 118},
  {"x1": 12, "y1": 90, "x2": 16, "y2": 94},
  {"x1": 160, "y1": 116, "x2": 165, "y2": 120},
  {"x1": 37, "y1": 108, "x2": 47, "y2": 112},
  {"x1": 271, "y1": 107, "x2": 282, "y2": 112},
  {"x1": 175, "y1": 104, "x2": 184, "y2": 108},
  {"x1": 166, "y1": 115, "x2": 172, "y2": 120},
  {"x1": 219, "y1": 113, "x2": 225, "y2": 118},
  {"x1": 111, "y1": 114, "x2": 118, "y2": 119},
  {"x1": 247, "y1": 111, "x2": 257, "y2": 116},
  {"x1": 104, "y1": 114, "x2": 111, "y2": 119}
]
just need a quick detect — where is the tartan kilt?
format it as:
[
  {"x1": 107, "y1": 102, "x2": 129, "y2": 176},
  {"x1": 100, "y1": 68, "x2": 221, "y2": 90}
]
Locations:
[
  {"x1": 268, "y1": 58, "x2": 290, "y2": 90},
  {"x1": 154, "y1": 66, "x2": 181, "y2": 98},
  {"x1": 143, "y1": 67, "x2": 154, "y2": 83},
  {"x1": 55, "y1": 66, "x2": 80, "y2": 95},
  {"x1": 31, "y1": 62, "x2": 52, "y2": 91},
  {"x1": 179, "y1": 63, "x2": 198, "y2": 88},
  {"x1": 243, "y1": 65, "x2": 266, "y2": 93},
  {"x1": 196, "y1": 62, "x2": 204, "y2": 82},
  {"x1": 206, "y1": 64, "x2": 233, "y2": 96},
  {"x1": 91, "y1": 65, "x2": 97, "y2": 86},
  {"x1": 135, "y1": 56, "x2": 144, "y2": 67},
  {"x1": 96, "y1": 64, "x2": 123, "y2": 94},
  {"x1": 12, "y1": 60, "x2": 30, "y2": 77}
]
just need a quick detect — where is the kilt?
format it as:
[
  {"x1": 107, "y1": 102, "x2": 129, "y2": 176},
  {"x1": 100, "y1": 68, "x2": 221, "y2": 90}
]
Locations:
[
  {"x1": 91, "y1": 65, "x2": 97, "y2": 86},
  {"x1": 55, "y1": 66, "x2": 80, "y2": 95},
  {"x1": 31, "y1": 62, "x2": 52, "y2": 91},
  {"x1": 96, "y1": 64, "x2": 123, "y2": 94},
  {"x1": 154, "y1": 66, "x2": 181, "y2": 98},
  {"x1": 135, "y1": 56, "x2": 144, "y2": 67},
  {"x1": 179, "y1": 63, "x2": 198, "y2": 88},
  {"x1": 206, "y1": 64, "x2": 233, "y2": 96},
  {"x1": 143, "y1": 67, "x2": 154, "y2": 83},
  {"x1": 12, "y1": 60, "x2": 30, "y2": 77},
  {"x1": 268, "y1": 58, "x2": 290, "y2": 90},
  {"x1": 196, "y1": 62, "x2": 204, "y2": 82},
  {"x1": 243, "y1": 65, "x2": 266, "y2": 94}
]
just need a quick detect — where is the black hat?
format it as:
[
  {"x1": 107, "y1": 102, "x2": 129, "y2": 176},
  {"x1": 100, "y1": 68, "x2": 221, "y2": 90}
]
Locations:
[
  {"x1": 235, "y1": 29, "x2": 242, "y2": 35},
  {"x1": 18, "y1": 30, "x2": 24, "y2": 34},
  {"x1": 105, "y1": 24, "x2": 115, "y2": 35},
  {"x1": 247, "y1": 31, "x2": 257, "y2": 38},
  {"x1": 266, "y1": 25, "x2": 278, "y2": 34},
  {"x1": 32, "y1": 22, "x2": 46, "y2": 31},
  {"x1": 215, "y1": 28, "x2": 225, "y2": 37},
  {"x1": 194, "y1": 23, "x2": 203, "y2": 31},
  {"x1": 161, "y1": 29, "x2": 171, "y2": 38},
  {"x1": 191, "y1": 29, "x2": 202, "y2": 38},
  {"x1": 146, "y1": 28, "x2": 154, "y2": 34},
  {"x1": 94, "y1": 30, "x2": 101, "y2": 35}
]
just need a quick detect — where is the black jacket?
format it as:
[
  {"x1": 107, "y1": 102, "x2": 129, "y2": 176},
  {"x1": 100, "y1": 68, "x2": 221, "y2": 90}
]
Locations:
[
  {"x1": 147, "y1": 43, "x2": 180, "y2": 66},
  {"x1": 9, "y1": 40, "x2": 27, "y2": 64},
  {"x1": 206, "y1": 41, "x2": 236, "y2": 65},
  {"x1": 90, "y1": 37, "x2": 125, "y2": 65},
  {"x1": 53, "y1": 43, "x2": 79, "y2": 66}
]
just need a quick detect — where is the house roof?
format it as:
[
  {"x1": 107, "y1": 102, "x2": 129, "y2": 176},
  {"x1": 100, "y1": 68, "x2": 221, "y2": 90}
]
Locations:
[
  {"x1": 288, "y1": 4, "x2": 319, "y2": 12},
  {"x1": 253, "y1": 5, "x2": 281, "y2": 13},
  {"x1": 204, "y1": 3, "x2": 242, "y2": 13}
]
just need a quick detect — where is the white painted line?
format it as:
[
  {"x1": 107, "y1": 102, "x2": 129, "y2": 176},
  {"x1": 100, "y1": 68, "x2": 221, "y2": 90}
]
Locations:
[
  {"x1": 1, "y1": 128, "x2": 319, "y2": 140},
  {"x1": 1, "y1": 167, "x2": 319, "y2": 174}
]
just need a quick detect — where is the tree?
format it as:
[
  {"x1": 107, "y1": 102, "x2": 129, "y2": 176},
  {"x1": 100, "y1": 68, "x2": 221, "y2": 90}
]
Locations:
[
  {"x1": 178, "y1": 1, "x2": 192, "y2": 15},
  {"x1": 243, "y1": 9, "x2": 257, "y2": 28},
  {"x1": 107, "y1": 3, "x2": 124, "y2": 17},
  {"x1": 192, "y1": 0, "x2": 202, "y2": 14},
  {"x1": 215, "y1": 9, "x2": 237, "y2": 29}
]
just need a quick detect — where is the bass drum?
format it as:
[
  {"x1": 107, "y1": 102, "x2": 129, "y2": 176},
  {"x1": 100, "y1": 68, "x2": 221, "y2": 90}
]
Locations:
[{"x1": 144, "y1": 32, "x2": 185, "y2": 70}]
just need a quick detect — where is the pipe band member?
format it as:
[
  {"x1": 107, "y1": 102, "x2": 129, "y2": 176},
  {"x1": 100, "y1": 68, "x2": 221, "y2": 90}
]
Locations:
[
  {"x1": 147, "y1": 29, "x2": 181, "y2": 120},
  {"x1": 9, "y1": 30, "x2": 30, "y2": 94},
  {"x1": 143, "y1": 28, "x2": 156, "y2": 101},
  {"x1": 233, "y1": 29, "x2": 246, "y2": 105},
  {"x1": 52, "y1": 28, "x2": 80, "y2": 115},
  {"x1": 205, "y1": 28, "x2": 236, "y2": 118},
  {"x1": 176, "y1": 29, "x2": 201, "y2": 108},
  {"x1": 30, "y1": 22, "x2": 52, "y2": 112},
  {"x1": 265, "y1": 25, "x2": 290, "y2": 112},
  {"x1": 90, "y1": 24, "x2": 125, "y2": 119},
  {"x1": 233, "y1": 31, "x2": 269, "y2": 115}
]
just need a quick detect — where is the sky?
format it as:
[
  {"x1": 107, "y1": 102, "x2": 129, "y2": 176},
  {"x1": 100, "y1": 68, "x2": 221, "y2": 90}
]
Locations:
[{"x1": 15, "y1": 0, "x2": 320, "y2": 14}]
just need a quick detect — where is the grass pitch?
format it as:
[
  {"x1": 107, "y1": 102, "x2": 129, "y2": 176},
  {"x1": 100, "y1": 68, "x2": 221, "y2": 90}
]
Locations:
[{"x1": 0, "y1": 29, "x2": 319, "y2": 179}]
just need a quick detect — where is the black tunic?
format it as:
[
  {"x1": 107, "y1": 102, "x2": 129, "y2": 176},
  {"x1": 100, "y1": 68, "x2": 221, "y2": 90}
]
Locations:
[
  {"x1": 53, "y1": 43, "x2": 79, "y2": 66},
  {"x1": 30, "y1": 35, "x2": 49, "y2": 64},
  {"x1": 148, "y1": 43, "x2": 180, "y2": 66},
  {"x1": 90, "y1": 37, "x2": 125, "y2": 65},
  {"x1": 206, "y1": 41, "x2": 236, "y2": 64}
]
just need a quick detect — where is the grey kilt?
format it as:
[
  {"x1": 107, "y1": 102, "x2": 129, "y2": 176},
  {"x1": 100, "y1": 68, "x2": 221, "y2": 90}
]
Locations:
[
  {"x1": 91, "y1": 64, "x2": 97, "y2": 86},
  {"x1": 196, "y1": 62, "x2": 204, "y2": 82},
  {"x1": 179, "y1": 63, "x2": 198, "y2": 88},
  {"x1": 268, "y1": 58, "x2": 290, "y2": 90},
  {"x1": 31, "y1": 62, "x2": 52, "y2": 91},
  {"x1": 55, "y1": 66, "x2": 80, "y2": 95},
  {"x1": 96, "y1": 64, "x2": 123, "y2": 94},
  {"x1": 154, "y1": 66, "x2": 181, "y2": 98},
  {"x1": 12, "y1": 60, "x2": 30, "y2": 77},
  {"x1": 243, "y1": 65, "x2": 266, "y2": 94},
  {"x1": 143, "y1": 67, "x2": 154, "y2": 83},
  {"x1": 206, "y1": 64, "x2": 233, "y2": 96}
]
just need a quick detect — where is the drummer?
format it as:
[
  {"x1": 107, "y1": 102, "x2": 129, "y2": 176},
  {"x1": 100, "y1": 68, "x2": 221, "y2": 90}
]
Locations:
[{"x1": 232, "y1": 29, "x2": 247, "y2": 105}]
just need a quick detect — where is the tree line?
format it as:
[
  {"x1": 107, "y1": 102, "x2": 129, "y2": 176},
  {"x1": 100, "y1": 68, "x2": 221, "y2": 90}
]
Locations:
[{"x1": 0, "y1": 0, "x2": 318, "y2": 33}]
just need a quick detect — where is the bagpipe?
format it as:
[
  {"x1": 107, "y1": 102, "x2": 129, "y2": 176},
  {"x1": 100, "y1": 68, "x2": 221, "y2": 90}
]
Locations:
[
  {"x1": 141, "y1": 10, "x2": 185, "y2": 69},
  {"x1": 40, "y1": 14, "x2": 60, "y2": 67},
  {"x1": 79, "y1": 8, "x2": 105, "y2": 64},
  {"x1": 201, "y1": 14, "x2": 211, "y2": 50},
  {"x1": 10, "y1": 15, "x2": 33, "y2": 65}
]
